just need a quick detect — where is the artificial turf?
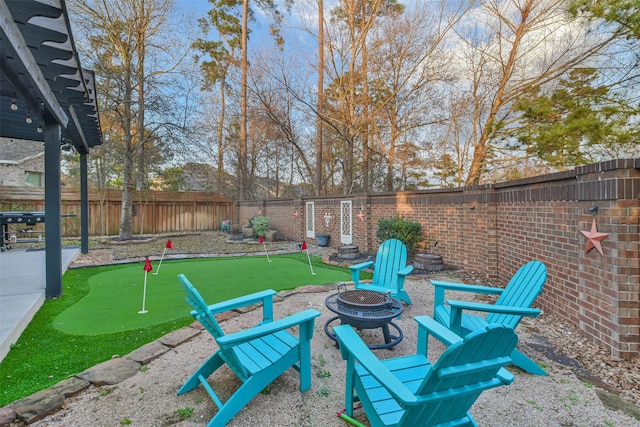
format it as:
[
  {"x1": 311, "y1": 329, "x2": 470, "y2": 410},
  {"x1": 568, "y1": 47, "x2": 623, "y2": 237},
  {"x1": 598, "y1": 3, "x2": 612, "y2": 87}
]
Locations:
[
  {"x1": 54, "y1": 254, "x2": 351, "y2": 335},
  {"x1": 0, "y1": 253, "x2": 356, "y2": 407}
]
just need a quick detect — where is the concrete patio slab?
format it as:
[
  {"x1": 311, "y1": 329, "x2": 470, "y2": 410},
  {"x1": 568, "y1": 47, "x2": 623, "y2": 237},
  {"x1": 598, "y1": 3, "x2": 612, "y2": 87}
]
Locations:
[{"x1": 0, "y1": 247, "x2": 80, "y2": 362}]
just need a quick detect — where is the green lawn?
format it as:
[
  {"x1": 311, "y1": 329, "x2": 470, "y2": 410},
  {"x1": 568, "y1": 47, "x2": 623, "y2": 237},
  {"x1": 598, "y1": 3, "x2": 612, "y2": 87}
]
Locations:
[{"x1": 0, "y1": 253, "x2": 355, "y2": 407}]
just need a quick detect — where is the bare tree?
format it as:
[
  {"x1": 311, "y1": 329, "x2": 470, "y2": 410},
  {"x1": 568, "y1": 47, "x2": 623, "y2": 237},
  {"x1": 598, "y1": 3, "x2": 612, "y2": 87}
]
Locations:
[
  {"x1": 193, "y1": 3, "x2": 243, "y2": 196},
  {"x1": 247, "y1": 43, "x2": 316, "y2": 191},
  {"x1": 367, "y1": 1, "x2": 472, "y2": 191},
  {"x1": 197, "y1": 0, "x2": 294, "y2": 200},
  {"x1": 321, "y1": 1, "x2": 470, "y2": 192},
  {"x1": 323, "y1": 0, "x2": 376, "y2": 193},
  {"x1": 447, "y1": 0, "x2": 620, "y2": 185},
  {"x1": 70, "y1": 0, "x2": 192, "y2": 239}
]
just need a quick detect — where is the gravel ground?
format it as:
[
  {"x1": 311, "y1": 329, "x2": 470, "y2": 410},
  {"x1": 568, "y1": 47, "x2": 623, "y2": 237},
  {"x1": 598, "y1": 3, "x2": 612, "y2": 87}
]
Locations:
[
  {"x1": 19, "y1": 232, "x2": 639, "y2": 426},
  {"x1": 67, "y1": 232, "x2": 286, "y2": 267}
]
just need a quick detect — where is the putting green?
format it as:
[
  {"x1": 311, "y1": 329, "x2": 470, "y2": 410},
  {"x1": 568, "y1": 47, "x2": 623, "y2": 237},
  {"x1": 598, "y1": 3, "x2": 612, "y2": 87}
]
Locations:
[{"x1": 53, "y1": 255, "x2": 349, "y2": 336}]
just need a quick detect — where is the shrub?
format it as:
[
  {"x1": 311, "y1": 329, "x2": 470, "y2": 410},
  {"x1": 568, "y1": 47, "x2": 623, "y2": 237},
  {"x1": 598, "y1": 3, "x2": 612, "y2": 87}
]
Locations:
[
  {"x1": 249, "y1": 215, "x2": 270, "y2": 237},
  {"x1": 376, "y1": 216, "x2": 423, "y2": 253}
]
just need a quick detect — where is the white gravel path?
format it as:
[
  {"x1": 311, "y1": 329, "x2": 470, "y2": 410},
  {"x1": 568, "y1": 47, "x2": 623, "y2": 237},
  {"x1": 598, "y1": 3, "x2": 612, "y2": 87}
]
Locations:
[{"x1": 27, "y1": 278, "x2": 639, "y2": 427}]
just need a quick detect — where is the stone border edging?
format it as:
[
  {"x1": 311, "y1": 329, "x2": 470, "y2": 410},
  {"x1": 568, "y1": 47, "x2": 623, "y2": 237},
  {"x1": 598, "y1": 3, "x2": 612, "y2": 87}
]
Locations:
[{"x1": 69, "y1": 245, "x2": 313, "y2": 270}]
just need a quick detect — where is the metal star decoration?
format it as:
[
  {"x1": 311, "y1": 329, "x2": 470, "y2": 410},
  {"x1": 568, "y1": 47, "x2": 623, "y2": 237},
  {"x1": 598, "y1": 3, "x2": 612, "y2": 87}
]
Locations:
[
  {"x1": 357, "y1": 212, "x2": 365, "y2": 222},
  {"x1": 580, "y1": 218, "x2": 609, "y2": 256}
]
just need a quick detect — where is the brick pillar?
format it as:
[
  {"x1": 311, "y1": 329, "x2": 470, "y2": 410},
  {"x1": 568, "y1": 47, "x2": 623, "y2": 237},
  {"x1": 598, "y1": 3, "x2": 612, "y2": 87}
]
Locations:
[{"x1": 610, "y1": 199, "x2": 639, "y2": 359}]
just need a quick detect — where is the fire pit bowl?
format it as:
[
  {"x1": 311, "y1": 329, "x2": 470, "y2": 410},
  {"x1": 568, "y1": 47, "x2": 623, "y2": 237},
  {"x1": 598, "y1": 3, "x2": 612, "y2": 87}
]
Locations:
[
  {"x1": 336, "y1": 289, "x2": 392, "y2": 311},
  {"x1": 324, "y1": 286, "x2": 403, "y2": 349}
]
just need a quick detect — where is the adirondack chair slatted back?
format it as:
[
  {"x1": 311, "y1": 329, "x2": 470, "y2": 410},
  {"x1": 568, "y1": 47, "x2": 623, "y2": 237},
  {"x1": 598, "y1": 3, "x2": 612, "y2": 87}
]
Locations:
[
  {"x1": 351, "y1": 239, "x2": 413, "y2": 304},
  {"x1": 177, "y1": 274, "x2": 249, "y2": 378},
  {"x1": 177, "y1": 274, "x2": 321, "y2": 426},
  {"x1": 487, "y1": 260, "x2": 546, "y2": 328},
  {"x1": 373, "y1": 239, "x2": 408, "y2": 289},
  {"x1": 178, "y1": 275, "x2": 224, "y2": 338},
  {"x1": 409, "y1": 325, "x2": 518, "y2": 425}
]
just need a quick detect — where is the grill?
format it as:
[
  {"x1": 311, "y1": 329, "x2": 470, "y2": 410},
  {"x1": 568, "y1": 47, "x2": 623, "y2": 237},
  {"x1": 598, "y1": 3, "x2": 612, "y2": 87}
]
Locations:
[
  {"x1": 0, "y1": 211, "x2": 45, "y2": 225},
  {"x1": 324, "y1": 286, "x2": 403, "y2": 349},
  {"x1": 1, "y1": 212, "x2": 45, "y2": 251}
]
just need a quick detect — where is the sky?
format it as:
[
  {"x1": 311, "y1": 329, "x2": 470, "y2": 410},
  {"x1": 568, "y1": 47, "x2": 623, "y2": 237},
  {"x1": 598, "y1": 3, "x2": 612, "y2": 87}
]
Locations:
[
  {"x1": 178, "y1": 0, "x2": 211, "y2": 16},
  {"x1": 174, "y1": 0, "x2": 288, "y2": 45},
  {"x1": 172, "y1": 0, "x2": 327, "y2": 64},
  {"x1": 174, "y1": 0, "x2": 328, "y2": 37}
]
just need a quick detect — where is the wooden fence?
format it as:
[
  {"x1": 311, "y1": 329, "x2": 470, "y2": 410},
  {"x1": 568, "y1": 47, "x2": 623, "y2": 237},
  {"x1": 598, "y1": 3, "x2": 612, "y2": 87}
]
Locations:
[{"x1": 0, "y1": 186, "x2": 235, "y2": 237}]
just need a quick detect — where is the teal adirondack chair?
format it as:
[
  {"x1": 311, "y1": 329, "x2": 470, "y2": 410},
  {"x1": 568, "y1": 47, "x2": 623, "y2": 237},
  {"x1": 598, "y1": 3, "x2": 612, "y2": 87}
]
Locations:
[
  {"x1": 177, "y1": 274, "x2": 321, "y2": 426},
  {"x1": 350, "y1": 239, "x2": 414, "y2": 304},
  {"x1": 334, "y1": 316, "x2": 518, "y2": 427},
  {"x1": 431, "y1": 260, "x2": 547, "y2": 376}
]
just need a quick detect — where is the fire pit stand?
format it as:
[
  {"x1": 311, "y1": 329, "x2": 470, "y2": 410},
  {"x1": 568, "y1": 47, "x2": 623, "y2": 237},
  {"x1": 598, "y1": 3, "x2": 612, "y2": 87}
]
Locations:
[{"x1": 324, "y1": 285, "x2": 403, "y2": 349}]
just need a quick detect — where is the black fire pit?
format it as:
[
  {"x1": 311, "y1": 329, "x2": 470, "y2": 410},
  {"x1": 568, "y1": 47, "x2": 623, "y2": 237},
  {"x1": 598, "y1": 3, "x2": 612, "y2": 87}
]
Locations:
[{"x1": 324, "y1": 286, "x2": 403, "y2": 349}]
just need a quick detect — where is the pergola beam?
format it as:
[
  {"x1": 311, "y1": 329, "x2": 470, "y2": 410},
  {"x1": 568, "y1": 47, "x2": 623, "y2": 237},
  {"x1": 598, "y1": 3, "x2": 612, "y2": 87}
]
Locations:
[{"x1": 0, "y1": 0, "x2": 69, "y2": 127}]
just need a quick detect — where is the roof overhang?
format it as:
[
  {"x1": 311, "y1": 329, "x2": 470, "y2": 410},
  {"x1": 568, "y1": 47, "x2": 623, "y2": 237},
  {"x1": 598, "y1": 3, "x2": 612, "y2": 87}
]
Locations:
[{"x1": 0, "y1": 0, "x2": 101, "y2": 154}]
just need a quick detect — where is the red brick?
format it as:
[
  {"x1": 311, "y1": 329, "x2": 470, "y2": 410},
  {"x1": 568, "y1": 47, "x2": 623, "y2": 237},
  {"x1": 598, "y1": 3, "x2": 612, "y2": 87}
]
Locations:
[{"x1": 239, "y1": 161, "x2": 640, "y2": 359}]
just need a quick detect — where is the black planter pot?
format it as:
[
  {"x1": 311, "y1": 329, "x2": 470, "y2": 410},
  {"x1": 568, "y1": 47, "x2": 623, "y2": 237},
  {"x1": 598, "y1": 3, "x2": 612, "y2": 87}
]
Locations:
[{"x1": 316, "y1": 234, "x2": 330, "y2": 247}]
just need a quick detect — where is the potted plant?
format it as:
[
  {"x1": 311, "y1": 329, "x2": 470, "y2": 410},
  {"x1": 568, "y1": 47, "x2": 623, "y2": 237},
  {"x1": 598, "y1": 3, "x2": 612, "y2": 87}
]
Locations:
[
  {"x1": 376, "y1": 215, "x2": 423, "y2": 254},
  {"x1": 248, "y1": 215, "x2": 270, "y2": 239}
]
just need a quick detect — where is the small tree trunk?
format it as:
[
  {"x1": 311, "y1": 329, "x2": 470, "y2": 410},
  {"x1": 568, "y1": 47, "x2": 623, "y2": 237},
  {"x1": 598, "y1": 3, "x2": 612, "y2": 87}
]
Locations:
[
  {"x1": 120, "y1": 156, "x2": 134, "y2": 240},
  {"x1": 315, "y1": 0, "x2": 324, "y2": 196},
  {"x1": 239, "y1": 0, "x2": 249, "y2": 200}
]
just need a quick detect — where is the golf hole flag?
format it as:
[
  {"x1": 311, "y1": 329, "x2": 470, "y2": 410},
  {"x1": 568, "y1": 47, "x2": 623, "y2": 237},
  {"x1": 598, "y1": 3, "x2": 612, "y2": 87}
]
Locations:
[
  {"x1": 301, "y1": 241, "x2": 315, "y2": 275},
  {"x1": 139, "y1": 257, "x2": 152, "y2": 314},
  {"x1": 259, "y1": 235, "x2": 271, "y2": 262},
  {"x1": 154, "y1": 239, "x2": 174, "y2": 275},
  {"x1": 144, "y1": 258, "x2": 153, "y2": 272}
]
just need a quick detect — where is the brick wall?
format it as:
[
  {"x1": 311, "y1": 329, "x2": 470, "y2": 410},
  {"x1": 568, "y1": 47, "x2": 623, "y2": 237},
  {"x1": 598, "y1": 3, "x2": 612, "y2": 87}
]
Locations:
[{"x1": 239, "y1": 159, "x2": 640, "y2": 360}]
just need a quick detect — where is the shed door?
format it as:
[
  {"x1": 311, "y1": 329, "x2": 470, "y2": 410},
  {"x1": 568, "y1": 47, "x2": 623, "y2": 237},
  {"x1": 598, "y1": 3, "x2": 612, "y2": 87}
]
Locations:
[
  {"x1": 340, "y1": 200, "x2": 352, "y2": 244},
  {"x1": 306, "y1": 202, "x2": 315, "y2": 238}
]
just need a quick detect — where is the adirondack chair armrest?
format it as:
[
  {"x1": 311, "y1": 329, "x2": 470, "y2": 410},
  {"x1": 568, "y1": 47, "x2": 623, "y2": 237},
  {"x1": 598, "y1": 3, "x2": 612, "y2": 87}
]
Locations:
[
  {"x1": 431, "y1": 280, "x2": 505, "y2": 307},
  {"x1": 216, "y1": 309, "x2": 321, "y2": 348},
  {"x1": 414, "y1": 315, "x2": 463, "y2": 355},
  {"x1": 349, "y1": 261, "x2": 374, "y2": 272},
  {"x1": 396, "y1": 264, "x2": 414, "y2": 277},
  {"x1": 350, "y1": 261, "x2": 375, "y2": 285},
  {"x1": 334, "y1": 325, "x2": 418, "y2": 405},
  {"x1": 446, "y1": 299, "x2": 541, "y2": 317},
  {"x1": 497, "y1": 367, "x2": 515, "y2": 385},
  {"x1": 430, "y1": 280, "x2": 505, "y2": 295}
]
